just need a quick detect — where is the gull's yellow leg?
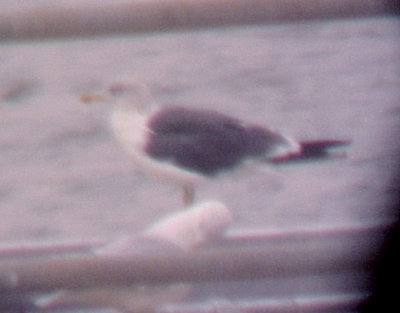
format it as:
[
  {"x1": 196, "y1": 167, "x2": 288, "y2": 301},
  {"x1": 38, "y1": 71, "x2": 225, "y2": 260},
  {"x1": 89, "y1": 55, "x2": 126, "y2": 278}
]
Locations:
[{"x1": 182, "y1": 185, "x2": 195, "y2": 208}]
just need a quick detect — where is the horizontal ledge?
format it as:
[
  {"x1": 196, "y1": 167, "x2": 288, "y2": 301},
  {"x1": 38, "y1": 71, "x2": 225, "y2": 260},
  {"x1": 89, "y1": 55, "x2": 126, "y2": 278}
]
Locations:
[
  {"x1": 164, "y1": 293, "x2": 368, "y2": 313},
  {"x1": 0, "y1": 229, "x2": 382, "y2": 293},
  {"x1": 0, "y1": 0, "x2": 396, "y2": 42},
  {"x1": 0, "y1": 239, "x2": 104, "y2": 259},
  {"x1": 0, "y1": 221, "x2": 389, "y2": 258}
]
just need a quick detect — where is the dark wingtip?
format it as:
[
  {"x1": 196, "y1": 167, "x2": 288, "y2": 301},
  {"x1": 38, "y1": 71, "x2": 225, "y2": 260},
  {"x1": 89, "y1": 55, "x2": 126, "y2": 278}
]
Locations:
[
  {"x1": 266, "y1": 139, "x2": 351, "y2": 164},
  {"x1": 299, "y1": 139, "x2": 352, "y2": 149}
]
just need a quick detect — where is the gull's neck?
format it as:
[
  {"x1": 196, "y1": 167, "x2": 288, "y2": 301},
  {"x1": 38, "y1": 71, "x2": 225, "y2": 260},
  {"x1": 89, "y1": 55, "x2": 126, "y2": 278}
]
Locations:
[
  {"x1": 110, "y1": 97, "x2": 156, "y2": 155},
  {"x1": 113, "y1": 94, "x2": 154, "y2": 114}
]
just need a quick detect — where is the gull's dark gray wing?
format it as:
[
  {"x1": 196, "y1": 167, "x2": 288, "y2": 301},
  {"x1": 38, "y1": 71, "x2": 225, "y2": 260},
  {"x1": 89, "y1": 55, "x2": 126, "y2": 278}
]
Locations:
[{"x1": 145, "y1": 106, "x2": 290, "y2": 175}]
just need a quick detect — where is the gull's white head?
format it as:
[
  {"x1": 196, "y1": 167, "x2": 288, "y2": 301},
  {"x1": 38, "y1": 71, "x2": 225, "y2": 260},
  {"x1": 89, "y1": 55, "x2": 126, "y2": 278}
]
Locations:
[
  {"x1": 80, "y1": 77, "x2": 154, "y2": 113},
  {"x1": 106, "y1": 77, "x2": 154, "y2": 112}
]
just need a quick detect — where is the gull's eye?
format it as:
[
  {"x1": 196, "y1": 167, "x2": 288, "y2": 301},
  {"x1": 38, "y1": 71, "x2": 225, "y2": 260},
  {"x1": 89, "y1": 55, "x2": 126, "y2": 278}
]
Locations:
[{"x1": 108, "y1": 83, "x2": 126, "y2": 96}]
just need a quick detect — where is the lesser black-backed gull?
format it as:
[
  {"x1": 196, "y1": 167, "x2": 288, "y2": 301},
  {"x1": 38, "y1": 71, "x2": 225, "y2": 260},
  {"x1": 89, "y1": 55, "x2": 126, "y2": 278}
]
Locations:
[{"x1": 82, "y1": 78, "x2": 350, "y2": 206}]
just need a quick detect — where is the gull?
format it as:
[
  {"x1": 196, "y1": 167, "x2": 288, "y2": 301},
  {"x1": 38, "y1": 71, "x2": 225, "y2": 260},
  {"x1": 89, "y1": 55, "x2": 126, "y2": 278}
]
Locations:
[{"x1": 81, "y1": 78, "x2": 350, "y2": 206}]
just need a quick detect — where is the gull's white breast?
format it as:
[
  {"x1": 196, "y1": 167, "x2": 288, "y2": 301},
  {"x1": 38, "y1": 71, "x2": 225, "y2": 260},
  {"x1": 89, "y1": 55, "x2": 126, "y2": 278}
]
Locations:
[{"x1": 110, "y1": 108, "x2": 204, "y2": 186}]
